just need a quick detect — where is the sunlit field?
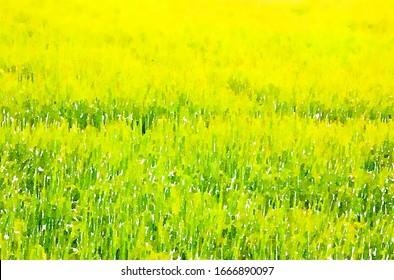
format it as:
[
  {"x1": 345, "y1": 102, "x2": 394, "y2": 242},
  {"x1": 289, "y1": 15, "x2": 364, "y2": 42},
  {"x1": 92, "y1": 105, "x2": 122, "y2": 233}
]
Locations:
[{"x1": 0, "y1": 0, "x2": 393, "y2": 260}]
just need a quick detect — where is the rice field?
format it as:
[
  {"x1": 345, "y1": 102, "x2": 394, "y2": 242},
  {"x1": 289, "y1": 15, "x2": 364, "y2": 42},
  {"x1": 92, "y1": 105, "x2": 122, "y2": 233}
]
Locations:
[{"x1": 0, "y1": 0, "x2": 393, "y2": 260}]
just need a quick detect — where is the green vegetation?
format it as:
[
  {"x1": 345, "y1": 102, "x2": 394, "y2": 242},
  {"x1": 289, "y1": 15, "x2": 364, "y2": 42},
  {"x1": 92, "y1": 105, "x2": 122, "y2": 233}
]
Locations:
[{"x1": 0, "y1": 0, "x2": 393, "y2": 259}]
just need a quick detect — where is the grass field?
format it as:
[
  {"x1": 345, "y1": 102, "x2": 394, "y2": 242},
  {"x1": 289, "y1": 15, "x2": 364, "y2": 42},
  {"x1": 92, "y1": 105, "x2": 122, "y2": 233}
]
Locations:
[{"x1": 0, "y1": 0, "x2": 393, "y2": 260}]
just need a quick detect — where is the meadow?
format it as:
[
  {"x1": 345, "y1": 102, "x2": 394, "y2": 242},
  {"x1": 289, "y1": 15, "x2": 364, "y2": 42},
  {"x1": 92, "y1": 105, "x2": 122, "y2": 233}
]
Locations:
[{"x1": 0, "y1": 0, "x2": 393, "y2": 260}]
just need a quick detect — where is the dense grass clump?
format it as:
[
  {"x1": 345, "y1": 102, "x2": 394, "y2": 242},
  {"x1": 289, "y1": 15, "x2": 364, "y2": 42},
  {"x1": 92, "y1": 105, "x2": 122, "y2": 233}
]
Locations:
[{"x1": 0, "y1": 0, "x2": 393, "y2": 260}]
